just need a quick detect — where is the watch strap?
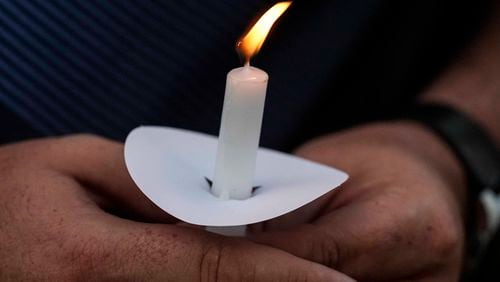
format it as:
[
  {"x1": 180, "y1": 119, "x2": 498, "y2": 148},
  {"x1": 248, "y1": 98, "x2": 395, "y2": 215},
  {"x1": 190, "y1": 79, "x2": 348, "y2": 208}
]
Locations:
[{"x1": 400, "y1": 103, "x2": 500, "y2": 265}]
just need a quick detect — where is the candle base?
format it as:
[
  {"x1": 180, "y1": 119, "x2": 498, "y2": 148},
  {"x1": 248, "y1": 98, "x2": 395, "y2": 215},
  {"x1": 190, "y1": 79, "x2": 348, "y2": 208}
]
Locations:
[
  {"x1": 205, "y1": 225, "x2": 247, "y2": 237},
  {"x1": 204, "y1": 177, "x2": 261, "y2": 200}
]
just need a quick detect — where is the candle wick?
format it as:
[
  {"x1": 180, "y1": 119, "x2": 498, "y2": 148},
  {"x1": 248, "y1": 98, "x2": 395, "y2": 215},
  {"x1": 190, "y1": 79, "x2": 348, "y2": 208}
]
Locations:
[{"x1": 244, "y1": 60, "x2": 251, "y2": 68}]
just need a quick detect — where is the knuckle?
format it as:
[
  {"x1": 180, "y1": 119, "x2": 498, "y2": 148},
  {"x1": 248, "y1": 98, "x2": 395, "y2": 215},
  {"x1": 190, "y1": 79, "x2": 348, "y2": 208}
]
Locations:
[
  {"x1": 424, "y1": 212, "x2": 463, "y2": 264},
  {"x1": 199, "y1": 243, "x2": 224, "y2": 282},
  {"x1": 285, "y1": 270, "x2": 310, "y2": 282},
  {"x1": 431, "y1": 223, "x2": 462, "y2": 259},
  {"x1": 307, "y1": 225, "x2": 340, "y2": 268},
  {"x1": 200, "y1": 241, "x2": 260, "y2": 282}
]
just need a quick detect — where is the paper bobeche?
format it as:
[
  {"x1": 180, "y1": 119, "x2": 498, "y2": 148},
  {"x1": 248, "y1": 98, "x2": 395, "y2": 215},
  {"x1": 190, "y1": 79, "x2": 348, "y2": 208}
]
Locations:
[{"x1": 124, "y1": 126, "x2": 348, "y2": 227}]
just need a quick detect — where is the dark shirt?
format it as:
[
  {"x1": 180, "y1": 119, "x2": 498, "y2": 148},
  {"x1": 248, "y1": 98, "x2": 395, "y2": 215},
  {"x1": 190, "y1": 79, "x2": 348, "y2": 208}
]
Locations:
[{"x1": 0, "y1": 0, "x2": 486, "y2": 150}]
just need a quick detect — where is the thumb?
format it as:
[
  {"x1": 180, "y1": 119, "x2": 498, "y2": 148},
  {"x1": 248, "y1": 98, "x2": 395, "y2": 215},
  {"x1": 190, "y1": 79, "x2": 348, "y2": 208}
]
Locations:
[{"x1": 43, "y1": 134, "x2": 175, "y2": 222}]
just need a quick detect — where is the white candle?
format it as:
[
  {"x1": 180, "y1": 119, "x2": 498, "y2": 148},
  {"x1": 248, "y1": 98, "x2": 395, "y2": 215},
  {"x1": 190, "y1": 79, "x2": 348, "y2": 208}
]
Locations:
[
  {"x1": 212, "y1": 65, "x2": 268, "y2": 200},
  {"x1": 212, "y1": 2, "x2": 291, "y2": 200}
]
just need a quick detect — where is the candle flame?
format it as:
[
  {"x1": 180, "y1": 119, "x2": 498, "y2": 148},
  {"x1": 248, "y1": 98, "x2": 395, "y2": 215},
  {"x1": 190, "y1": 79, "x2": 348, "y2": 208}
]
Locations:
[{"x1": 237, "y1": 2, "x2": 292, "y2": 64}]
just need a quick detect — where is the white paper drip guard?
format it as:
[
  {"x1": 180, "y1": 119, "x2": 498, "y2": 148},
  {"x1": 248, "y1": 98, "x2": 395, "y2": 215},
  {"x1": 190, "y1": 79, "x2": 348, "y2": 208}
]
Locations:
[{"x1": 124, "y1": 126, "x2": 348, "y2": 227}]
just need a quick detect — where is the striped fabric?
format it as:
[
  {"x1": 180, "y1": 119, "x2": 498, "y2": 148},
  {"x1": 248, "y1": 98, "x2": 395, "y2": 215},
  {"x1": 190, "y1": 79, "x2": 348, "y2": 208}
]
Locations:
[{"x1": 0, "y1": 0, "x2": 380, "y2": 148}]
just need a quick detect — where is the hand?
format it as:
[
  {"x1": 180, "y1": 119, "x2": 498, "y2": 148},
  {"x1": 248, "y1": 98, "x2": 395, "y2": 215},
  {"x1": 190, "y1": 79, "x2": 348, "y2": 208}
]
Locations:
[
  {"x1": 250, "y1": 122, "x2": 467, "y2": 281},
  {"x1": 0, "y1": 135, "x2": 353, "y2": 281}
]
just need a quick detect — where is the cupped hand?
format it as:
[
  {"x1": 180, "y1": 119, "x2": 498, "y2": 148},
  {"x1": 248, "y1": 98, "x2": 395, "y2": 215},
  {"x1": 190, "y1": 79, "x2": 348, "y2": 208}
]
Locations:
[
  {"x1": 250, "y1": 122, "x2": 467, "y2": 281},
  {"x1": 0, "y1": 135, "x2": 353, "y2": 281}
]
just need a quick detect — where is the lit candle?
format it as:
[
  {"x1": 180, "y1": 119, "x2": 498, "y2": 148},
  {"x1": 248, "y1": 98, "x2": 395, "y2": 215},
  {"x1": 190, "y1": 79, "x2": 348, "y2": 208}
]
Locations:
[{"x1": 212, "y1": 2, "x2": 292, "y2": 200}]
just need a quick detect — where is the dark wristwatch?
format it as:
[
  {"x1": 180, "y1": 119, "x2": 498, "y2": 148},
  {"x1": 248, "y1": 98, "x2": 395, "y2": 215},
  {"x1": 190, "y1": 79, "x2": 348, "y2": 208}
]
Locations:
[{"x1": 400, "y1": 103, "x2": 500, "y2": 272}]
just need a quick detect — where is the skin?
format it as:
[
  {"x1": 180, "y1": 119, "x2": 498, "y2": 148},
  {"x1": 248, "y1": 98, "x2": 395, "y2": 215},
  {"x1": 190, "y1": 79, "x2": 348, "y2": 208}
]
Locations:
[
  {"x1": 0, "y1": 135, "x2": 353, "y2": 281},
  {"x1": 250, "y1": 121, "x2": 466, "y2": 281}
]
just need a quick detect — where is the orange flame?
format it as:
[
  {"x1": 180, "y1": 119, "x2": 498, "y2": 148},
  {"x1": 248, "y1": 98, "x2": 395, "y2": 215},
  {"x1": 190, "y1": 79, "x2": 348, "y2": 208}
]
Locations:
[{"x1": 237, "y1": 2, "x2": 292, "y2": 64}]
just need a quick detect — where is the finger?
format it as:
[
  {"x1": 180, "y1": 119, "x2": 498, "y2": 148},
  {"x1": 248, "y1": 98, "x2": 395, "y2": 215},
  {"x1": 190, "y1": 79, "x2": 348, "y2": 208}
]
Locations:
[
  {"x1": 249, "y1": 207, "x2": 391, "y2": 280},
  {"x1": 250, "y1": 222, "x2": 344, "y2": 268},
  {"x1": 41, "y1": 134, "x2": 175, "y2": 223},
  {"x1": 249, "y1": 193, "x2": 454, "y2": 281},
  {"x1": 74, "y1": 214, "x2": 355, "y2": 281},
  {"x1": 248, "y1": 189, "x2": 340, "y2": 233}
]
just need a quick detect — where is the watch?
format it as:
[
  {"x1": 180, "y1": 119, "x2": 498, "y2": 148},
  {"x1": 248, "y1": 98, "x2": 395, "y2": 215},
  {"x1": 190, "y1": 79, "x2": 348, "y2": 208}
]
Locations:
[{"x1": 400, "y1": 103, "x2": 500, "y2": 267}]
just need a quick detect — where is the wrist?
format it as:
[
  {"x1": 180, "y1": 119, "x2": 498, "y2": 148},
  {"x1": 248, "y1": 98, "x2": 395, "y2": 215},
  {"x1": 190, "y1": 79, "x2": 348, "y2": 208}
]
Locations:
[{"x1": 388, "y1": 103, "x2": 500, "y2": 274}]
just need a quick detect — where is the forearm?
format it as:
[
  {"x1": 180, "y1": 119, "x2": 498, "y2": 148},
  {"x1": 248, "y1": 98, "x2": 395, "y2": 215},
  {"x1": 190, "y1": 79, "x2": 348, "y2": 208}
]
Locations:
[{"x1": 421, "y1": 2, "x2": 500, "y2": 144}]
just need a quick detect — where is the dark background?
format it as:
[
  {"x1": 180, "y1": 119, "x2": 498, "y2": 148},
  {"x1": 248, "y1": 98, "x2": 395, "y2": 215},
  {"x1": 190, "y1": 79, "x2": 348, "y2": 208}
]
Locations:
[{"x1": 0, "y1": 0, "x2": 492, "y2": 150}]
